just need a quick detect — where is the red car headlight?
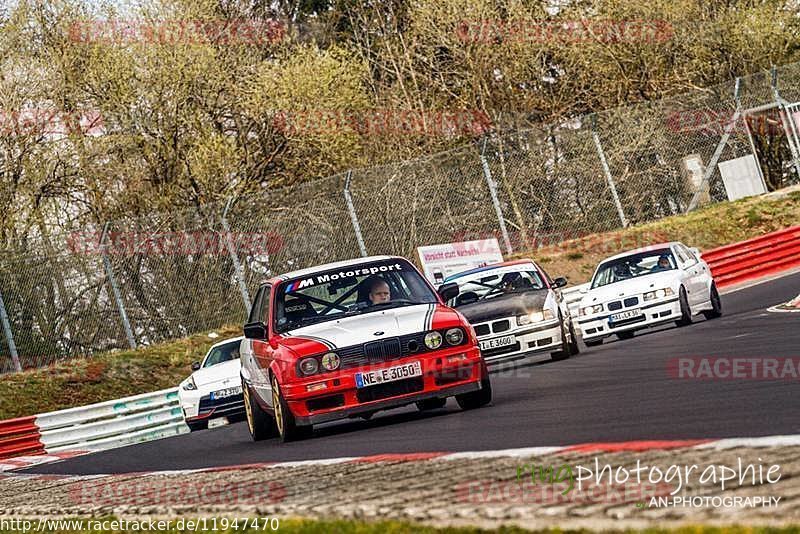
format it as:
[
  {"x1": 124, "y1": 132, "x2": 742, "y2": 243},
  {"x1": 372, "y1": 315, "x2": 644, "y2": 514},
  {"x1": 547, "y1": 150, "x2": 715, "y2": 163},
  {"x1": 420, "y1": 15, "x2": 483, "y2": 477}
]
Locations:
[
  {"x1": 424, "y1": 331, "x2": 443, "y2": 349},
  {"x1": 299, "y1": 357, "x2": 319, "y2": 376},
  {"x1": 321, "y1": 352, "x2": 340, "y2": 371},
  {"x1": 445, "y1": 328, "x2": 464, "y2": 345}
]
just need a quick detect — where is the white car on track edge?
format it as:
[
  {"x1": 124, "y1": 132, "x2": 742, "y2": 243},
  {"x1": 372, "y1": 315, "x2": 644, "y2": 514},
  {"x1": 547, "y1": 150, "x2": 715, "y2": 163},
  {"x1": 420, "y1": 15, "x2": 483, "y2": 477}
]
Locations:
[
  {"x1": 178, "y1": 336, "x2": 246, "y2": 431},
  {"x1": 577, "y1": 242, "x2": 722, "y2": 346}
]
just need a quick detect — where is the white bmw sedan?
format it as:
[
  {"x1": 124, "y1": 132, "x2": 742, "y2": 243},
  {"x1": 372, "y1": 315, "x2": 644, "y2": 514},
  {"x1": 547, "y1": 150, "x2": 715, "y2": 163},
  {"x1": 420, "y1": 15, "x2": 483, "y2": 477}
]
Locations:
[
  {"x1": 178, "y1": 336, "x2": 246, "y2": 431},
  {"x1": 577, "y1": 242, "x2": 722, "y2": 346}
]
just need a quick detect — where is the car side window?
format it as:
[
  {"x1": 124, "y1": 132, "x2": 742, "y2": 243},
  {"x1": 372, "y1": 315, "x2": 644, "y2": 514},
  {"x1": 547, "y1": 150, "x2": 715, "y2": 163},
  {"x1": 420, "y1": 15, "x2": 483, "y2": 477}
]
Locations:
[
  {"x1": 261, "y1": 286, "x2": 272, "y2": 325},
  {"x1": 672, "y1": 246, "x2": 688, "y2": 266},
  {"x1": 684, "y1": 245, "x2": 699, "y2": 263},
  {"x1": 677, "y1": 244, "x2": 697, "y2": 266},
  {"x1": 247, "y1": 287, "x2": 265, "y2": 324}
]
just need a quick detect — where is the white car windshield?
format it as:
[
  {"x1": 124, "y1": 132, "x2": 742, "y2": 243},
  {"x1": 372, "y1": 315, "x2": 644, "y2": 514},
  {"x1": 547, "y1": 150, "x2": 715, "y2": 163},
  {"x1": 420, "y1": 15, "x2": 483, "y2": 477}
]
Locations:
[
  {"x1": 591, "y1": 249, "x2": 677, "y2": 289},
  {"x1": 274, "y1": 259, "x2": 438, "y2": 333},
  {"x1": 203, "y1": 341, "x2": 240, "y2": 368},
  {"x1": 447, "y1": 266, "x2": 546, "y2": 307}
]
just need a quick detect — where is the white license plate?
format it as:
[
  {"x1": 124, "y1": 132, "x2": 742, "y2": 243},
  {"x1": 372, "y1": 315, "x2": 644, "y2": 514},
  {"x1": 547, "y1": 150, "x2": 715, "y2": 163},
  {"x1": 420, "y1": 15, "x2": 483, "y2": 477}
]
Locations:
[
  {"x1": 479, "y1": 335, "x2": 516, "y2": 351},
  {"x1": 355, "y1": 361, "x2": 422, "y2": 388},
  {"x1": 610, "y1": 309, "x2": 642, "y2": 322},
  {"x1": 210, "y1": 386, "x2": 242, "y2": 400}
]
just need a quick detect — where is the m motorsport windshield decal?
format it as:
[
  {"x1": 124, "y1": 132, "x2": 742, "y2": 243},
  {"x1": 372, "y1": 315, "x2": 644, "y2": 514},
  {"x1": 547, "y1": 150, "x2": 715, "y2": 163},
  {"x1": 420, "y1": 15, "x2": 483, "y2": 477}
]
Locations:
[{"x1": 284, "y1": 262, "x2": 406, "y2": 292}]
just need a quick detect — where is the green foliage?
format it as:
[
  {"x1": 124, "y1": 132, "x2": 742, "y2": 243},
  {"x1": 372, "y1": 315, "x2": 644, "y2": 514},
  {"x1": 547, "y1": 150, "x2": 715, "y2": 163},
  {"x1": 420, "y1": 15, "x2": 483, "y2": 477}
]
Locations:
[{"x1": 2, "y1": 0, "x2": 799, "y2": 238}]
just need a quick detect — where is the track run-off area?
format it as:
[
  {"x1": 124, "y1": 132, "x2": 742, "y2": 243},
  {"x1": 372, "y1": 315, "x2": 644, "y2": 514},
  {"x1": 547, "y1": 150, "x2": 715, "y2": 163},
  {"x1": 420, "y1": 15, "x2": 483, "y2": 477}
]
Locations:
[{"x1": 22, "y1": 271, "x2": 800, "y2": 476}]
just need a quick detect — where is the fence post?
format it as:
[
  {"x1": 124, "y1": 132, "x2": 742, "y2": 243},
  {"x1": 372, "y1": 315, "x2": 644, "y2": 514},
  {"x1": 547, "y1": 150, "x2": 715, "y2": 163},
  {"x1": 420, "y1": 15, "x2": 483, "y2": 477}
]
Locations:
[
  {"x1": 222, "y1": 198, "x2": 252, "y2": 313},
  {"x1": 100, "y1": 223, "x2": 136, "y2": 350},
  {"x1": 480, "y1": 139, "x2": 514, "y2": 255},
  {"x1": 687, "y1": 77, "x2": 742, "y2": 212},
  {"x1": 0, "y1": 289, "x2": 21, "y2": 372},
  {"x1": 343, "y1": 170, "x2": 368, "y2": 257},
  {"x1": 590, "y1": 115, "x2": 628, "y2": 228},
  {"x1": 771, "y1": 66, "x2": 800, "y2": 181}
]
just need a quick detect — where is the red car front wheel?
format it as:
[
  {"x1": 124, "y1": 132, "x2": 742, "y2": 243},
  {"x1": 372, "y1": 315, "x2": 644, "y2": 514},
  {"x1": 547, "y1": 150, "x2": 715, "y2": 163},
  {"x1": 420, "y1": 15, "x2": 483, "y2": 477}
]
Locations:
[
  {"x1": 271, "y1": 374, "x2": 313, "y2": 443},
  {"x1": 243, "y1": 377, "x2": 277, "y2": 441}
]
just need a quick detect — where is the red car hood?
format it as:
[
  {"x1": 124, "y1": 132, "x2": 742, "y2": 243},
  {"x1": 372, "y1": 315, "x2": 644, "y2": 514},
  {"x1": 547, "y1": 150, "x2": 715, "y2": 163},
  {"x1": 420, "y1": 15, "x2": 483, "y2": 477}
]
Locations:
[{"x1": 278, "y1": 303, "x2": 463, "y2": 351}]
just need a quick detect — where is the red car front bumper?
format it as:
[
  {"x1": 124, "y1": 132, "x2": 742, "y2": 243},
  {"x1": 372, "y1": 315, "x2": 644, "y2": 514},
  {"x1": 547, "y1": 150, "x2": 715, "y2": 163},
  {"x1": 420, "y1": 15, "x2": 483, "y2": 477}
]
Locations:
[{"x1": 281, "y1": 345, "x2": 486, "y2": 426}]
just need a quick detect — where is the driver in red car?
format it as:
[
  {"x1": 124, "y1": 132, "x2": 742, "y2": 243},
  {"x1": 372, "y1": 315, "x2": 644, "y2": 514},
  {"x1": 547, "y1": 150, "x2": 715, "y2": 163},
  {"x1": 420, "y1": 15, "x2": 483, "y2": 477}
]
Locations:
[{"x1": 368, "y1": 277, "x2": 391, "y2": 305}]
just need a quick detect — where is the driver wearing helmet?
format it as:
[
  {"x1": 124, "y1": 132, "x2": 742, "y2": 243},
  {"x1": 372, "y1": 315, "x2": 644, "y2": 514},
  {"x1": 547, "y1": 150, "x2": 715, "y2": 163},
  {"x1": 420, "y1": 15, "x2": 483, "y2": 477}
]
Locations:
[{"x1": 650, "y1": 254, "x2": 673, "y2": 272}]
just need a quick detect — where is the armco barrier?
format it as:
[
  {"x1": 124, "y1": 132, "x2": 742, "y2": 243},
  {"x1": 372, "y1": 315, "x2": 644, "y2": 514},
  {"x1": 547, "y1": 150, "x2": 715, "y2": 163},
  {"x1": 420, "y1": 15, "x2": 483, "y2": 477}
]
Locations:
[
  {"x1": 0, "y1": 416, "x2": 44, "y2": 458},
  {"x1": 0, "y1": 388, "x2": 188, "y2": 460},
  {"x1": 702, "y1": 225, "x2": 800, "y2": 287}
]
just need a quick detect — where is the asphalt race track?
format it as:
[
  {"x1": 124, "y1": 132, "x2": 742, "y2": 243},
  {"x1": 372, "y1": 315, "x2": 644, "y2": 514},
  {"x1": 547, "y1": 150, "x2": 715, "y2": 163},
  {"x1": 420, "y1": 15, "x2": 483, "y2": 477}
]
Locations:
[{"x1": 24, "y1": 272, "x2": 800, "y2": 475}]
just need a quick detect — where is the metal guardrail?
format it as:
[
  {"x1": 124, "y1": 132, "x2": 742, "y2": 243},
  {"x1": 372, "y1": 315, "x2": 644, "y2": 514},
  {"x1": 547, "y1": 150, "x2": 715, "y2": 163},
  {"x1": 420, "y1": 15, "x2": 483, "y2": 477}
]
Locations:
[
  {"x1": 702, "y1": 225, "x2": 800, "y2": 287},
  {"x1": 0, "y1": 388, "x2": 189, "y2": 459}
]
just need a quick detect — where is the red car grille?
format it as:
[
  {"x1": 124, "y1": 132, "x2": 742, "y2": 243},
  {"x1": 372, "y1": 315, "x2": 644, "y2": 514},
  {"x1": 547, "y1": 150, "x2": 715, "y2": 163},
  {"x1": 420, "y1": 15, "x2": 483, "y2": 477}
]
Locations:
[{"x1": 338, "y1": 333, "x2": 429, "y2": 369}]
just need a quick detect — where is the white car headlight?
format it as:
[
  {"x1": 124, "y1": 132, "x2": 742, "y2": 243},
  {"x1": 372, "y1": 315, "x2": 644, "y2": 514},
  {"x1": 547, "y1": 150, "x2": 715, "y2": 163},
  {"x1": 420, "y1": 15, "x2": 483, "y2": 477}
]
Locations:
[
  {"x1": 517, "y1": 309, "x2": 555, "y2": 326},
  {"x1": 424, "y1": 331, "x2": 443, "y2": 349},
  {"x1": 643, "y1": 287, "x2": 675, "y2": 301},
  {"x1": 580, "y1": 304, "x2": 604, "y2": 316},
  {"x1": 182, "y1": 377, "x2": 197, "y2": 391}
]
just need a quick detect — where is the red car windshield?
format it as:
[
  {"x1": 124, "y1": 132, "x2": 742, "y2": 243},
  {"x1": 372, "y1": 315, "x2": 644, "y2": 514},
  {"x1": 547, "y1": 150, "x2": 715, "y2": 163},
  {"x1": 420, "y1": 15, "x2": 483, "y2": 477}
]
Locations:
[{"x1": 274, "y1": 259, "x2": 438, "y2": 333}]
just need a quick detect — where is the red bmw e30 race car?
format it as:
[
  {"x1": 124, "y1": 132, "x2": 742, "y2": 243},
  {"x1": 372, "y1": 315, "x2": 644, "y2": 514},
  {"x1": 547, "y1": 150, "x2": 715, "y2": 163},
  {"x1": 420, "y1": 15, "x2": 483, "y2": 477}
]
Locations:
[{"x1": 239, "y1": 255, "x2": 492, "y2": 442}]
